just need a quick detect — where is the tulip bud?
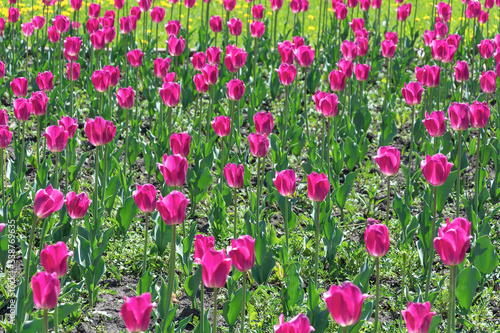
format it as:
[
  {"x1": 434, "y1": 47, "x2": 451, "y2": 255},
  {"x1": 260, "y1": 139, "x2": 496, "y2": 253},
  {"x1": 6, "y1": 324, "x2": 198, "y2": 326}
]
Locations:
[
  {"x1": 324, "y1": 282, "x2": 369, "y2": 327},
  {"x1": 402, "y1": 302, "x2": 436, "y2": 333},
  {"x1": 34, "y1": 184, "x2": 65, "y2": 219},
  {"x1": 157, "y1": 154, "x2": 188, "y2": 187},
  {"x1": 421, "y1": 154, "x2": 453, "y2": 187},
  {"x1": 201, "y1": 249, "x2": 232, "y2": 288},
  {"x1": 194, "y1": 234, "x2": 215, "y2": 264},
  {"x1": 224, "y1": 163, "x2": 245, "y2": 189},
  {"x1": 40, "y1": 242, "x2": 73, "y2": 278},
  {"x1": 120, "y1": 293, "x2": 156, "y2": 333},
  {"x1": 273, "y1": 169, "x2": 296, "y2": 197},
  {"x1": 253, "y1": 111, "x2": 274, "y2": 135},
  {"x1": 157, "y1": 191, "x2": 189, "y2": 225},
  {"x1": 248, "y1": 133, "x2": 269, "y2": 157},
  {"x1": 31, "y1": 271, "x2": 61, "y2": 310},
  {"x1": 364, "y1": 221, "x2": 390, "y2": 257},
  {"x1": 448, "y1": 102, "x2": 470, "y2": 131},
  {"x1": 133, "y1": 184, "x2": 157, "y2": 213},
  {"x1": 227, "y1": 235, "x2": 255, "y2": 272},
  {"x1": 170, "y1": 132, "x2": 191, "y2": 158},
  {"x1": 307, "y1": 172, "x2": 329, "y2": 202},
  {"x1": 374, "y1": 146, "x2": 400, "y2": 176}
]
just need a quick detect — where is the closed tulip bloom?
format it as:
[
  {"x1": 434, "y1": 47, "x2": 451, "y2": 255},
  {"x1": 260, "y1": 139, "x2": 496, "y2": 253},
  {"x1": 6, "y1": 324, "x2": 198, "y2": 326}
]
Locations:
[
  {"x1": 397, "y1": 3, "x2": 411, "y2": 20},
  {"x1": 227, "y1": 235, "x2": 255, "y2": 272},
  {"x1": 430, "y1": 39, "x2": 453, "y2": 61},
  {"x1": 250, "y1": 21, "x2": 266, "y2": 38},
  {"x1": 402, "y1": 302, "x2": 436, "y2": 333},
  {"x1": 191, "y1": 52, "x2": 206, "y2": 70},
  {"x1": 0, "y1": 61, "x2": 4, "y2": 79},
  {"x1": 329, "y1": 69, "x2": 346, "y2": 92},
  {"x1": 90, "y1": 30, "x2": 106, "y2": 50},
  {"x1": 206, "y1": 46, "x2": 221, "y2": 66},
  {"x1": 101, "y1": 66, "x2": 119, "y2": 87},
  {"x1": 194, "y1": 235, "x2": 216, "y2": 264},
  {"x1": 448, "y1": 102, "x2": 470, "y2": 131},
  {"x1": 64, "y1": 36, "x2": 82, "y2": 57},
  {"x1": 401, "y1": 82, "x2": 424, "y2": 105},
  {"x1": 478, "y1": 39, "x2": 495, "y2": 59},
  {"x1": 347, "y1": 0, "x2": 359, "y2": 8},
  {"x1": 34, "y1": 184, "x2": 64, "y2": 219},
  {"x1": 165, "y1": 20, "x2": 181, "y2": 36},
  {"x1": 119, "y1": 16, "x2": 132, "y2": 34},
  {"x1": 354, "y1": 63, "x2": 370, "y2": 81},
  {"x1": 163, "y1": 73, "x2": 176, "y2": 84},
  {"x1": 454, "y1": 61, "x2": 469, "y2": 82},
  {"x1": 434, "y1": 221, "x2": 471, "y2": 266},
  {"x1": 150, "y1": 6, "x2": 165, "y2": 23},
  {"x1": 210, "y1": 15, "x2": 223, "y2": 33},
  {"x1": 170, "y1": 132, "x2": 191, "y2": 157},
  {"x1": 58, "y1": 116, "x2": 78, "y2": 139},
  {"x1": 157, "y1": 191, "x2": 188, "y2": 225},
  {"x1": 364, "y1": 221, "x2": 390, "y2": 257},
  {"x1": 478, "y1": 9, "x2": 489, "y2": 23},
  {"x1": 371, "y1": 0, "x2": 382, "y2": 9},
  {"x1": 270, "y1": 0, "x2": 284, "y2": 10},
  {"x1": 355, "y1": 37, "x2": 369, "y2": 57},
  {"x1": 225, "y1": 45, "x2": 247, "y2": 71},
  {"x1": 337, "y1": 58, "x2": 353, "y2": 78},
  {"x1": 273, "y1": 169, "x2": 296, "y2": 197},
  {"x1": 423, "y1": 111, "x2": 446, "y2": 137},
  {"x1": 274, "y1": 313, "x2": 314, "y2": 333},
  {"x1": 40, "y1": 242, "x2": 73, "y2": 278},
  {"x1": 254, "y1": 111, "x2": 274, "y2": 135},
  {"x1": 290, "y1": 0, "x2": 301, "y2": 13},
  {"x1": 307, "y1": 172, "x2": 329, "y2": 202},
  {"x1": 8, "y1": 8, "x2": 19, "y2": 23},
  {"x1": 359, "y1": 0, "x2": 370, "y2": 11},
  {"x1": 30, "y1": 91, "x2": 49, "y2": 117},
  {"x1": 223, "y1": 0, "x2": 236, "y2": 11},
  {"x1": 201, "y1": 249, "x2": 232, "y2": 288},
  {"x1": 31, "y1": 271, "x2": 60, "y2": 310},
  {"x1": 70, "y1": 0, "x2": 82, "y2": 10},
  {"x1": 479, "y1": 71, "x2": 496, "y2": 93},
  {"x1": 319, "y1": 93, "x2": 339, "y2": 117},
  {"x1": 54, "y1": 15, "x2": 70, "y2": 34},
  {"x1": 335, "y1": 2, "x2": 348, "y2": 19},
  {"x1": 193, "y1": 74, "x2": 209, "y2": 93},
  {"x1": 313, "y1": 90, "x2": 328, "y2": 111},
  {"x1": 157, "y1": 153, "x2": 188, "y2": 186},
  {"x1": 159, "y1": 82, "x2": 181, "y2": 107},
  {"x1": 11, "y1": 77, "x2": 28, "y2": 98},
  {"x1": 120, "y1": 293, "x2": 156, "y2": 333},
  {"x1": 252, "y1": 4, "x2": 265, "y2": 19},
  {"x1": 443, "y1": 217, "x2": 471, "y2": 236},
  {"x1": 293, "y1": 36, "x2": 305, "y2": 48},
  {"x1": 84, "y1": 117, "x2": 116, "y2": 146},
  {"x1": 212, "y1": 116, "x2": 231, "y2": 137},
  {"x1": 21, "y1": 22, "x2": 34, "y2": 37},
  {"x1": 168, "y1": 35, "x2": 186, "y2": 57},
  {"x1": 65, "y1": 191, "x2": 91, "y2": 219},
  {"x1": 115, "y1": 87, "x2": 135, "y2": 110},
  {"x1": 224, "y1": 163, "x2": 245, "y2": 189},
  {"x1": 226, "y1": 79, "x2": 245, "y2": 101},
  {"x1": 248, "y1": 133, "x2": 269, "y2": 157},
  {"x1": 421, "y1": 154, "x2": 453, "y2": 187},
  {"x1": 228, "y1": 18, "x2": 242, "y2": 36},
  {"x1": 0, "y1": 19, "x2": 4, "y2": 37},
  {"x1": 86, "y1": 17, "x2": 100, "y2": 34},
  {"x1": 13, "y1": 98, "x2": 32, "y2": 121},
  {"x1": 295, "y1": 45, "x2": 315, "y2": 67},
  {"x1": 485, "y1": 0, "x2": 494, "y2": 9},
  {"x1": 139, "y1": 0, "x2": 152, "y2": 12},
  {"x1": 446, "y1": 34, "x2": 461, "y2": 48},
  {"x1": 66, "y1": 62, "x2": 80, "y2": 81},
  {"x1": 91, "y1": 70, "x2": 111, "y2": 93},
  {"x1": 0, "y1": 126, "x2": 13, "y2": 149},
  {"x1": 36, "y1": 71, "x2": 54, "y2": 93},
  {"x1": 434, "y1": 22, "x2": 448, "y2": 39},
  {"x1": 127, "y1": 49, "x2": 144, "y2": 68},
  {"x1": 340, "y1": 40, "x2": 357, "y2": 61},
  {"x1": 44, "y1": 125, "x2": 68, "y2": 152},
  {"x1": 324, "y1": 282, "x2": 369, "y2": 327},
  {"x1": 423, "y1": 29, "x2": 435, "y2": 46},
  {"x1": 276, "y1": 63, "x2": 297, "y2": 86},
  {"x1": 133, "y1": 184, "x2": 157, "y2": 213},
  {"x1": 469, "y1": 101, "x2": 490, "y2": 129},
  {"x1": 278, "y1": 40, "x2": 295, "y2": 65},
  {"x1": 349, "y1": 18, "x2": 365, "y2": 33},
  {"x1": 0, "y1": 109, "x2": 7, "y2": 126},
  {"x1": 415, "y1": 65, "x2": 441, "y2": 88},
  {"x1": 374, "y1": 146, "x2": 400, "y2": 176},
  {"x1": 104, "y1": 26, "x2": 116, "y2": 44},
  {"x1": 202, "y1": 64, "x2": 219, "y2": 85},
  {"x1": 89, "y1": 3, "x2": 101, "y2": 18},
  {"x1": 381, "y1": 39, "x2": 397, "y2": 58},
  {"x1": 185, "y1": 0, "x2": 196, "y2": 8},
  {"x1": 436, "y1": 1, "x2": 451, "y2": 21},
  {"x1": 466, "y1": 0, "x2": 481, "y2": 18}
]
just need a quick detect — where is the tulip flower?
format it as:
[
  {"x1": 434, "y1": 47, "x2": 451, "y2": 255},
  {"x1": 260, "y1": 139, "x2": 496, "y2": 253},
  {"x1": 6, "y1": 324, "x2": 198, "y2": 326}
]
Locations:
[
  {"x1": 274, "y1": 313, "x2": 314, "y2": 333},
  {"x1": 454, "y1": 61, "x2": 469, "y2": 83},
  {"x1": 36, "y1": 71, "x2": 54, "y2": 93},
  {"x1": 11, "y1": 77, "x2": 28, "y2": 98},
  {"x1": 212, "y1": 116, "x2": 231, "y2": 138},
  {"x1": 210, "y1": 15, "x2": 223, "y2": 36},
  {"x1": 254, "y1": 111, "x2": 274, "y2": 136},
  {"x1": 120, "y1": 293, "x2": 156, "y2": 333},
  {"x1": 227, "y1": 235, "x2": 255, "y2": 272},
  {"x1": 324, "y1": 282, "x2": 369, "y2": 328},
  {"x1": 0, "y1": 62, "x2": 4, "y2": 79},
  {"x1": 341, "y1": 40, "x2": 357, "y2": 61},
  {"x1": 374, "y1": 146, "x2": 400, "y2": 177},
  {"x1": 278, "y1": 40, "x2": 294, "y2": 65},
  {"x1": 401, "y1": 82, "x2": 424, "y2": 105},
  {"x1": 167, "y1": 35, "x2": 185, "y2": 58},
  {"x1": 40, "y1": 242, "x2": 73, "y2": 278},
  {"x1": 44, "y1": 125, "x2": 68, "y2": 154},
  {"x1": 0, "y1": 125, "x2": 11, "y2": 207},
  {"x1": 191, "y1": 52, "x2": 206, "y2": 70},
  {"x1": 31, "y1": 271, "x2": 60, "y2": 310},
  {"x1": 422, "y1": 111, "x2": 447, "y2": 138},
  {"x1": 381, "y1": 40, "x2": 397, "y2": 58},
  {"x1": 226, "y1": 79, "x2": 245, "y2": 101},
  {"x1": 273, "y1": 169, "x2": 296, "y2": 248},
  {"x1": 157, "y1": 154, "x2": 188, "y2": 188},
  {"x1": 170, "y1": 132, "x2": 191, "y2": 158},
  {"x1": 153, "y1": 58, "x2": 171, "y2": 78},
  {"x1": 248, "y1": 133, "x2": 269, "y2": 158},
  {"x1": 329, "y1": 69, "x2": 346, "y2": 92},
  {"x1": 193, "y1": 74, "x2": 209, "y2": 93},
  {"x1": 127, "y1": 49, "x2": 144, "y2": 68},
  {"x1": 354, "y1": 63, "x2": 370, "y2": 81},
  {"x1": 402, "y1": 302, "x2": 436, "y2": 333},
  {"x1": 0, "y1": 125, "x2": 12, "y2": 149},
  {"x1": 479, "y1": 71, "x2": 496, "y2": 94},
  {"x1": 227, "y1": 18, "x2": 242, "y2": 36},
  {"x1": 252, "y1": 4, "x2": 265, "y2": 20},
  {"x1": 85, "y1": 117, "x2": 116, "y2": 147},
  {"x1": 224, "y1": 45, "x2": 247, "y2": 71},
  {"x1": 355, "y1": 37, "x2": 369, "y2": 57},
  {"x1": 66, "y1": 62, "x2": 80, "y2": 81},
  {"x1": 478, "y1": 39, "x2": 495, "y2": 59},
  {"x1": 65, "y1": 191, "x2": 91, "y2": 250}
]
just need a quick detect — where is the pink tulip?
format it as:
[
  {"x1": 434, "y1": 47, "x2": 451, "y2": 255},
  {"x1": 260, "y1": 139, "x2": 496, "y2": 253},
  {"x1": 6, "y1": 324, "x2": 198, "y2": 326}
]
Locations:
[
  {"x1": 0, "y1": 126, "x2": 13, "y2": 149},
  {"x1": 354, "y1": 63, "x2": 370, "y2": 81},
  {"x1": 248, "y1": 133, "x2": 269, "y2": 158},
  {"x1": 225, "y1": 45, "x2": 247, "y2": 71},
  {"x1": 329, "y1": 69, "x2": 346, "y2": 92},
  {"x1": 65, "y1": 191, "x2": 91, "y2": 219},
  {"x1": 436, "y1": 2, "x2": 451, "y2": 21},
  {"x1": 466, "y1": 0, "x2": 481, "y2": 18},
  {"x1": 0, "y1": 109, "x2": 7, "y2": 126},
  {"x1": 307, "y1": 172, "x2": 329, "y2": 202},
  {"x1": 120, "y1": 16, "x2": 132, "y2": 34},
  {"x1": 0, "y1": 18, "x2": 4, "y2": 37},
  {"x1": 21, "y1": 22, "x2": 35, "y2": 37},
  {"x1": 226, "y1": 79, "x2": 245, "y2": 101},
  {"x1": 434, "y1": 219, "x2": 471, "y2": 266},
  {"x1": 165, "y1": 20, "x2": 181, "y2": 36},
  {"x1": 423, "y1": 29, "x2": 436, "y2": 46},
  {"x1": 337, "y1": 58, "x2": 353, "y2": 78},
  {"x1": 402, "y1": 302, "x2": 436, "y2": 333},
  {"x1": 156, "y1": 154, "x2": 188, "y2": 187},
  {"x1": 194, "y1": 235, "x2": 215, "y2": 264},
  {"x1": 206, "y1": 46, "x2": 221, "y2": 66},
  {"x1": 401, "y1": 82, "x2": 424, "y2": 105},
  {"x1": 36, "y1": 71, "x2": 54, "y2": 93},
  {"x1": 211, "y1": 116, "x2": 231, "y2": 137},
  {"x1": 159, "y1": 82, "x2": 181, "y2": 107},
  {"x1": 139, "y1": 0, "x2": 152, "y2": 11},
  {"x1": 34, "y1": 184, "x2": 64, "y2": 219},
  {"x1": 423, "y1": 111, "x2": 446, "y2": 137},
  {"x1": 372, "y1": 0, "x2": 382, "y2": 9},
  {"x1": 116, "y1": 87, "x2": 136, "y2": 110},
  {"x1": 415, "y1": 65, "x2": 441, "y2": 88},
  {"x1": 91, "y1": 70, "x2": 111, "y2": 93},
  {"x1": 31, "y1": 271, "x2": 60, "y2": 310},
  {"x1": 168, "y1": 35, "x2": 186, "y2": 57},
  {"x1": 397, "y1": 3, "x2": 411, "y2": 21},
  {"x1": 0, "y1": 223, "x2": 5, "y2": 234},
  {"x1": 478, "y1": 39, "x2": 496, "y2": 59},
  {"x1": 454, "y1": 61, "x2": 469, "y2": 82},
  {"x1": 448, "y1": 102, "x2": 470, "y2": 131},
  {"x1": 89, "y1": 3, "x2": 101, "y2": 18},
  {"x1": 157, "y1": 191, "x2": 189, "y2": 225},
  {"x1": 434, "y1": 22, "x2": 448, "y2": 39},
  {"x1": 355, "y1": 37, "x2": 369, "y2": 57},
  {"x1": 223, "y1": 0, "x2": 236, "y2": 11},
  {"x1": 254, "y1": 111, "x2": 274, "y2": 135},
  {"x1": 170, "y1": 132, "x2": 191, "y2": 157},
  {"x1": 295, "y1": 45, "x2": 315, "y2": 67},
  {"x1": 54, "y1": 15, "x2": 70, "y2": 34},
  {"x1": 335, "y1": 2, "x2": 348, "y2": 19},
  {"x1": 102, "y1": 66, "x2": 119, "y2": 87},
  {"x1": 120, "y1": 293, "x2": 156, "y2": 333},
  {"x1": 0, "y1": 62, "x2": 4, "y2": 79},
  {"x1": 469, "y1": 101, "x2": 490, "y2": 129},
  {"x1": 210, "y1": 15, "x2": 223, "y2": 33},
  {"x1": 227, "y1": 235, "x2": 255, "y2": 272},
  {"x1": 349, "y1": 18, "x2": 365, "y2": 33},
  {"x1": 64, "y1": 36, "x2": 82, "y2": 58},
  {"x1": 478, "y1": 9, "x2": 489, "y2": 23},
  {"x1": 185, "y1": 0, "x2": 196, "y2": 8},
  {"x1": 324, "y1": 282, "x2": 369, "y2": 327},
  {"x1": 421, "y1": 154, "x2": 453, "y2": 187},
  {"x1": 224, "y1": 163, "x2": 245, "y2": 189},
  {"x1": 374, "y1": 146, "x2": 400, "y2": 177},
  {"x1": 364, "y1": 221, "x2": 390, "y2": 257},
  {"x1": 270, "y1": 0, "x2": 284, "y2": 11},
  {"x1": 43, "y1": 125, "x2": 68, "y2": 153},
  {"x1": 40, "y1": 242, "x2": 73, "y2": 278},
  {"x1": 66, "y1": 62, "x2": 81, "y2": 81},
  {"x1": 381, "y1": 39, "x2": 397, "y2": 58},
  {"x1": 479, "y1": 71, "x2": 496, "y2": 93},
  {"x1": 87, "y1": 18, "x2": 100, "y2": 34},
  {"x1": 319, "y1": 93, "x2": 339, "y2": 118},
  {"x1": 30, "y1": 91, "x2": 49, "y2": 117},
  {"x1": 127, "y1": 49, "x2": 144, "y2": 68},
  {"x1": 274, "y1": 313, "x2": 315, "y2": 333},
  {"x1": 228, "y1": 18, "x2": 242, "y2": 36},
  {"x1": 150, "y1": 6, "x2": 166, "y2": 23},
  {"x1": 58, "y1": 116, "x2": 78, "y2": 139},
  {"x1": 90, "y1": 30, "x2": 106, "y2": 50},
  {"x1": 84, "y1": 117, "x2": 117, "y2": 146},
  {"x1": 13, "y1": 98, "x2": 32, "y2": 121},
  {"x1": 341, "y1": 40, "x2": 357, "y2": 61},
  {"x1": 191, "y1": 52, "x2": 206, "y2": 70},
  {"x1": 252, "y1": 4, "x2": 265, "y2": 19},
  {"x1": 273, "y1": 169, "x2": 296, "y2": 197},
  {"x1": 276, "y1": 63, "x2": 297, "y2": 86},
  {"x1": 250, "y1": 21, "x2": 266, "y2": 38},
  {"x1": 202, "y1": 64, "x2": 219, "y2": 85},
  {"x1": 11, "y1": 77, "x2": 28, "y2": 98},
  {"x1": 201, "y1": 249, "x2": 232, "y2": 288},
  {"x1": 133, "y1": 184, "x2": 157, "y2": 213},
  {"x1": 446, "y1": 34, "x2": 461, "y2": 48},
  {"x1": 278, "y1": 40, "x2": 295, "y2": 65},
  {"x1": 290, "y1": 0, "x2": 301, "y2": 13},
  {"x1": 8, "y1": 8, "x2": 19, "y2": 23},
  {"x1": 347, "y1": 0, "x2": 359, "y2": 8},
  {"x1": 70, "y1": 0, "x2": 82, "y2": 10},
  {"x1": 194, "y1": 74, "x2": 209, "y2": 93}
]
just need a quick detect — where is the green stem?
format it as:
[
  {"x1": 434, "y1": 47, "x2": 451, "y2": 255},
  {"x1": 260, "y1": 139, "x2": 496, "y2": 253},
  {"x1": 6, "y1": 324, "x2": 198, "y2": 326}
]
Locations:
[
  {"x1": 475, "y1": 129, "x2": 481, "y2": 213},
  {"x1": 103, "y1": 145, "x2": 107, "y2": 202},
  {"x1": 273, "y1": 10, "x2": 278, "y2": 52},
  {"x1": 36, "y1": 117, "x2": 41, "y2": 168},
  {"x1": 399, "y1": 251, "x2": 406, "y2": 329},
  {"x1": 456, "y1": 130, "x2": 462, "y2": 215},
  {"x1": 166, "y1": 225, "x2": 177, "y2": 319},
  {"x1": 314, "y1": 201, "x2": 320, "y2": 285},
  {"x1": 425, "y1": 186, "x2": 438, "y2": 300},
  {"x1": 228, "y1": 100, "x2": 235, "y2": 156},
  {"x1": 93, "y1": 147, "x2": 99, "y2": 230},
  {"x1": 1, "y1": 149, "x2": 4, "y2": 209},
  {"x1": 143, "y1": 213, "x2": 149, "y2": 274},
  {"x1": 70, "y1": 58, "x2": 74, "y2": 117},
  {"x1": 205, "y1": 1, "x2": 210, "y2": 48},
  {"x1": 240, "y1": 276, "x2": 247, "y2": 333},
  {"x1": 25, "y1": 216, "x2": 39, "y2": 295},
  {"x1": 200, "y1": 283, "x2": 205, "y2": 332},
  {"x1": 448, "y1": 265, "x2": 457, "y2": 333},
  {"x1": 18, "y1": 121, "x2": 26, "y2": 175},
  {"x1": 219, "y1": 138, "x2": 225, "y2": 192},
  {"x1": 43, "y1": 309, "x2": 48, "y2": 333},
  {"x1": 283, "y1": 85, "x2": 289, "y2": 155},
  {"x1": 255, "y1": 157, "x2": 263, "y2": 236},
  {"x1": 284, "y1": 198, "x2": 289, "y2": 251},
  {"x1": 406, "y1": 105, "x2": 415, "y2": 204},
  {"x1": 374, "y1": 257, "x2": 380, "y2": 333},
  {"x1": 65, "y1": 146, "x2": 68, "y2": 194},
  {"x1": 320, "y1": 117, "x2": 325, "y2": 172},
  {"x1": 386, "y1": 176, "x2": 391, "y2": 224},
  {"x1": 212, "y1": 288, "x2": 219, "y2": 333},
  {"x1": 71, "y1": 218, "x2": 78, "y2": 251},
  {"x1": 54, "y1": 301, "x2": 59, "y2": 333},
  {"x1": 303, "y1": 68, "x2": 309, "y2": 140},
  {"x1": 124, "y1": 108, "x2": 129, "y2": 175},
  {"x1": 233, "y1": 188, "x2": 238, "y2": 239}
]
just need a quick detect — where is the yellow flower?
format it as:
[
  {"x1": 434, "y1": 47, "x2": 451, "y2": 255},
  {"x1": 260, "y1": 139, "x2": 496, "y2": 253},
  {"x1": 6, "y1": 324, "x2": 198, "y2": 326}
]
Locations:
[
  {"x1": 243, "y1": 4, "x2": 248, "y2": 8},
  {"x1": 423, "y1": 15, "x2": 430, "y2": 20},
  {"x1": 328, "y1": 8, "x2": 333, "y2": 12},
  {"x1": 62, "y1": 11, "x2": 71, "y2": 16},
  {"x1": 189, "y1": 18, "x2": 193, "y2": 22},
  {"x1": 308, "y1": 14, "x2": 314, "y2": 20},
  {"x1": 235, "y1": 4, "x2": 241, "y2": 9},
  {"x1": 181, "y1": 14, "x2": 184, "y2": 18},
  {"x1": 415, "y1": 17, "x2": 420, "y2": 22},
  {"x1": 267, "y1": 11, "x2": 273, "y2": 16},
  {"x1": 189, "y1": 25, "x2": 192, "y2": 29},
  {"x1": 308, "y1": 26, "x2": 315, "y2": 31},
  {"x1": 142, "y1": 40, "x2": 148, "y2": 44},
  {"x1": 147, "y1": 30, "x2": 152, "y2": 33},
  {"x1": 198, "y1": 16, "x2": 202, "y2": 20}
]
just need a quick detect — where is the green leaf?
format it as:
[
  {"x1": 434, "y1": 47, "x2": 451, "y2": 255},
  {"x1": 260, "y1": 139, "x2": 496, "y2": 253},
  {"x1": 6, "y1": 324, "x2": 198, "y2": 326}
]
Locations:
[
  {"x1": 223, "y1": 285, "x2": 248, "y2": 327},
  {"x1": 184, "y1": 266, "x2": 202, "y2": 301},
  {"x1": 436, "y1": 170, "x2": 458, "y2": 212},
  {"x1": 470, "y1": 235, "x2": 499, "y2": 275},
  {"x1": 334, "y1": 170, "x2": 359, "y2": 209},
  {"x1": 456, "y1": 265, "x2": 481, "y2": 312},
  {"x1": 116, "y1": 196, "x2": 138, "y2": 235},
  {"x1": 285, "y1": 263, "x2": 304, "y2": 310}
]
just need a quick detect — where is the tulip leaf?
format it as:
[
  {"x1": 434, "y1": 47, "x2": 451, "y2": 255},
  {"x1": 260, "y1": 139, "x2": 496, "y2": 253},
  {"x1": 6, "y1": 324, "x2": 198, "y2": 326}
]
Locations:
[
  {"x1": 378, "y1": 114, "x2": 398, "y2": 146},
  {"x1": 223, "y1": 285, "x2": 249, "y2": 327},
  {"x1": 436, "y1": 170, "x2": 458, "y2": 212},
  {"x1": 456, "y1": 265, "x2": 481, "y2": 312},
  {"x1": 285, "y1": 263, "x2": 304, "y2": 311},
  {"x1": 428, "y1": 314, "x2": 442, "y2": 332},
  {"x1": 470, "y1": 235, "x2": 499, "y2": 275},
  {"x1": 116, "y1": 196, "x2": 138, "y2": 235},
  {"x1": 306, "y1": 279, "x2": 330, "y2": 333},
  {"x1": 184, "y1": 266, "x2": 202, "y2": 303},
  {"x1": 68, "y1": 152, "x2": 90, "y2": 184},
  {"x1": 334, "y1": 170, "x2": 359, "y2": 209},
  {"x1": 137, "y1": 270, "x2": 154, "y2": 295}
]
